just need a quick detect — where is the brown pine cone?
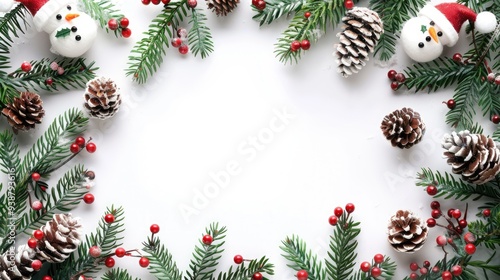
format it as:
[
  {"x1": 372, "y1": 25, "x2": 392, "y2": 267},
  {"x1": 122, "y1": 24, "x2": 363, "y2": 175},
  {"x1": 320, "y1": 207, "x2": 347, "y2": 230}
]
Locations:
[
  {"x1": 207, "y1": 0, "x2": 239, "y2": 16},
  {"x1": 0, "y1": 245, "x2": 36, "y2": 280},
  {"x1": 35, "y1": 213, "x2": 82, "y2": 263},
  {"x1": 83, "y1": 77, "x2": 121, "y2": 120},
  {"x1": 442, "y1": 130, "x2": 500, "y2": 184},
  {"x1": 381, "y1": 107, "x2": 425, "y2": 149},
  {"x1": 1, "y1": 92, "x2": 45, "y2": 133},
  {"x1": 387, "y1": 210, "x2": 428, "y2": 253}
]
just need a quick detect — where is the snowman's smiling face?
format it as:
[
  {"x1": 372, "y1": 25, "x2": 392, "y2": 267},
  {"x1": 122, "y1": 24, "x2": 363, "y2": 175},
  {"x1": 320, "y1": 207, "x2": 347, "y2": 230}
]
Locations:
[
  {"x1": 49, "y1": 13, "x2": 97, "y2": 57},
  {"x1": 41, "y1": 4, "x2": 78, "y2": 34},
  {"x1": 401, "y1": 16, "x2": 446, "y2": 62}
]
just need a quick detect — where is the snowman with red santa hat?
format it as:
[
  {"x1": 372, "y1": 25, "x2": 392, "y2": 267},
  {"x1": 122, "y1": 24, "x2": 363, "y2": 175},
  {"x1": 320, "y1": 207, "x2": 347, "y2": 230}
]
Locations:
[
  {"x1": 401, "y1": 1, "x2": 497, "y2": 62},
  {"x1": 0, "y1": 0, "x2": 97, "y2": 57}
]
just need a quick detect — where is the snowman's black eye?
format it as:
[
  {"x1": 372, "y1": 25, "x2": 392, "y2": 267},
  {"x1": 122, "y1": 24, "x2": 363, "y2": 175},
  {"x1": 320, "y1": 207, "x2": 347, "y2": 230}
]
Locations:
[
  {"x1": 426, "y1": 36, "x2": 431, "y2": 42},
  {"x1": 437, "y1": 31, "x2": 443, "y2": 37},
  {"x1": 75, "y1": 35, "x2": 81, "y2": 41},
  {"x1": 430, "y1": 21, "x2": 435, "y2": 26},
  {"x1": 71, "y1": 26, "x2": 77, "y2": 32},
  {"x1": 56, "y1": 14, "x2": 62, "y2": 20},
  {"x1": 418, "y1": 42, "x2": 424, "y2": 48},
  {"x1": 67, "y1": 5, "x2": 72, "y2": 10}
]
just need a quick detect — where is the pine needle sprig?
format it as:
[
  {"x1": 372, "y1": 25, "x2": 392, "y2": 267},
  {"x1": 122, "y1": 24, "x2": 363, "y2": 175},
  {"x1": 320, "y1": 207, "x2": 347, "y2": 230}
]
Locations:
[
  {"x1": 0, "y1": 82, "x2": 19, "y2": 108},
  {"x1": 185, "y1": 222, "x2": 227, "y2": 280},
  {"x1": 80, "y1": 0, "x2": 125, "y2": 37},
  {"x1": 401, "y1": 256, "x2": 477, "y2": 280},
  {"x1": 214, "y1": 256, "x2": 275, "y2": 280},
  {"x1": 468, "y1": 218, "x2": 500, "y2": 250},
  {"x1": 142, "y1": 235, "x2": 183, "y2": 279},
  {"x1": 445, "y1": 71, "x2": 482, "y2": 130},
  {"x1": 102, "y1": 268, "x2": 141, "y2": 280},
  {"x1": 0, "y1": 130, "x2": 20, "y2": 175},
  {"x1": 280, "y1": 235, "x2": 327, "y2": 280},
  {"x1": 126, "y1": 2, "x2": 189, "y2": 84},
  {"x1": 188, "y1": 8, "x2": 214, "y2": 58},
  {"x1": 0, "y1": 4, "x2": 29, "y2": 71},
  {"x1": 0, "y1": 194, "x2": 9, "y2": 242},
  {"x1": 252, "y1": 0, "x2": 306, "y2": 26},
  {"x1": 351, "y1": 256, "x2": 396, "y2": 280}
]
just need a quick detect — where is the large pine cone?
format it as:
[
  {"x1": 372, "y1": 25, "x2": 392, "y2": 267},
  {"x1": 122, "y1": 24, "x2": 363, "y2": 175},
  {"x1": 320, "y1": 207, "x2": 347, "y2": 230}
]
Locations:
[
  {"x1": 1, "y1": 92, "x2": 45, "y2": 133},
  {"x1": 35, "y1": 213, "x2": 82, "y2": 263},
  {"x1": 83, "y1": 77, "x2": 121, "y2": 120},
  {"x1": 207, "y1": 0, "x2": 239, "y2": 16},
  {"x1": 442, "y1": 130, "x2": 500, "y2": 184},
  {"x1": 335, "y1": 7, "x2": 383, "y2": 77},
  {"x1": 381, "y1": 107, "x2": 425, "y2": 149},
  {"x1": 0, "y1": 245, "x2": 36, "y2": 280},
  {"x1": 387, "y1": 210, "x2": 428, "y2": 253}
]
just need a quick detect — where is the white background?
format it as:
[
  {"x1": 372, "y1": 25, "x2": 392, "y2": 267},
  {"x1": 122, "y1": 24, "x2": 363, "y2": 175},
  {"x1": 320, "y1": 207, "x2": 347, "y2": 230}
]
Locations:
[{"x1": 2, "y1": 0, "x2": 495, "y2": 279}]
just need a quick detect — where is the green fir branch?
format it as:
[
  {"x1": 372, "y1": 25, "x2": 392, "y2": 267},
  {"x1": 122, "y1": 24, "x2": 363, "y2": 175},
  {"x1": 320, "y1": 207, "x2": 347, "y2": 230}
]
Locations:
[
  {"x1": 80, "y1": 0, "x2": 125, "y2": 36},
  {"x1": 469, "y1": 219, "x2": 500, "y2": 250},
  {"x1": 102, "y1": 268, "x2": 141, "y2": 280},
  {"x1": 0, "y1": 4, "x2": 29, "y2": 71},
  {"x1": 0, "y1": 130, "x2": 20, "y2": 175},
  {"x1": 252, "y1": 0, "x2": 306, "y2": 25},
  {"x1": 351, "y1": 256, "x2": 396, "y2": 280},
  {"x1": 402, "y1": 256, "x2": 477, "y2": 280},
  {"x1": 188, "y1": 8, "x2": 214, "y2": 59},
  {"x1": 214, "y1": 256, "x2": 274, "y2": 280},
  {"x1": 280, "y1": 235, "x2": 326, "y2": 280},
  {"x1": 445, "y1": 70, "x2": 482, "y2": 130},
  {"x1": 0, "y1": 82, "x2": 19, "y2": 108},
  {"x1": 142, "y1": 235, "x2": 183, "y2": 280},
  {"x1": 126, "y1": 2, "x2": 189, "y2": 84},
  {"x1": 325, "y1": 214, "x2": 361, "y2": 280},
  {"x1": 185, "y1": 223, "x2": 227, "y2": 280}
]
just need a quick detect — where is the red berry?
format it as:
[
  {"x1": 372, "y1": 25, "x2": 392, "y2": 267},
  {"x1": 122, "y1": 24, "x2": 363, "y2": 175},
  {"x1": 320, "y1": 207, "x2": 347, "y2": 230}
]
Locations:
[
  {"x1": 371, "y1": 267, "x2": 381, "y2": 277},
  {"x1": 83, "y1": 193, "x2": 95, "y2": 204},
  {"x1": 441, "y1": 271, "x2": 452, "y2": 280},
  {"x1": 187, "y1": 0, "x2": 197, "y2": 7},
  {"x1": 115, "y1": 247, "x2": 126, "y2": 257},
  {"x1": 104, "y1": 214, "x2": 115, "y2": 223},
  {"x1": 21, "y1": 61, "x2": 32, "y2": 72},
  {"x1": 120, "y1": 17, "x2": 129, "y2": 28},
  {"x1": 75, "y1": 136, "x2": 86, "y2": 147},
  {"x1": 202, "y1": 234, "x2": 213, "y2": 245},
  {"x1": 43, "y1": 276, "x2": 53, "y2": 280},
  {"x1": 300, "y1": 39, "x2": 310, "y2": 50},
  {"x1": 234, "y1": 254, "x2": 244, "y2": 264},
  {"x1": 423, "y1": 260, "x2": 430, "y2": 268},
  {"x1": 45, "y1": 78, "x2": 53, "y2": 86},
  {"x1": 179, "y1": 44, "x2": 189, "y2": 54},
  {"x1": 27, "y1": 238, "x2": 38, "y2": 248},
  {"x1": 452, "y1": 53, "x2": 462, "y2": 62},
  {"x1": 426, "y1": 185, "x2": 437, "y2": 196},
  {"x1": 431, "y1": 209, "x2": 441, "y2": 219},
  {"x1": 496, "y1": 76, "x2": 500, "y2": 85},
  {"x1": 464, "y1": 232, "x2": 476, "y2": 244},
  {"x1": 121, "y1": 28, "x2": 132, "y2": 38},
  {"x1": 447, "y1": 209, "x2": 455, "y2": 218},
  {"x1": 373, "y1": 254, "x2": 384, "y2": 264},
  {"x1": 104, "y1": 257, "x2": 115, "y2": 268},
  {"x1": 360, "y1": 261, "x2": 370, "y2": 272},
  {"x1": 483, "y1": 209, "x2": 491, "y2": 217},
  {"x1": 334, "y1": 207, "x2": 343, "y2": 217},
  {"x1": 328, "y1": 215, "x2": 338, "y2": 226},
  {"x1": 426, "y1": 218, "x2": 436, "y2": 227},
  {"x1": 152, "y1": 0, "x2": 161, "y2": 4},
  {"x1": 436, "y1": 235, "x2": 447, "y2": 246},
  {"x1": 446, "y1": 99, "x2": 456, "y2": 109},
  {"x1": 409, "y1": 272, "x2": 418, "y2": 280},
  {"x1": 465, "y1": 243, "x2": 476, "y2": 255},
  {"x1": 33, "y1": 229, "x2": 44, "y2": 240},
  {"x1": 345, "y1": 203, "x2": 355, "y2": 213},
  {"x1": 390, "y1": 81, "x2": 399, "y2": 91},
  {"x1": 108, "y1": 18, "x2": 118, "y2": 30},
  {"x1": 344, "y1": 0, "x2": 354, "y2": 9},
  {"x1": 451, "y1": 265, "x2": 462, "y2": 276},
  {"x1": 430, "y1": 201, "x2": 440, "y2": 209},
  {"x1": 86, "y1": 142, "x2": 97, "y2": 153},
  {"x1": 410, "y1": 262, "x2": 419, "y2": 271},
  {"x1": 492, "y1": 115, "x2": 500, "y2": 124},
  {"x1": 251, "y1": 0, "x2": 259, "y2": 6},
  {"x1": 31, "y1": 172, "x2": 41, "y2": 181},
  {"x1": 290, "y1": 40, "x2": 301, "y2": 52},
  {"x1": 432, "y1": 266, "x2": 440, "y2": 273},
  {"x1": 387, "y1": 70, "x2": 397, "y2": 80},
  {"x1": 252, "y1": 272, "x2": 263, "y2": 280},
  {"x1": 452, "y1": 209, "x2": 461, "y2": 219},
  {"x1": 162, "y1": 0, "x2": 170, "y2": 4},
  {"x1": 255, "y1": 0, "x2": 266, "y2": 10},
  {"x1": 459, "y1": 219, "x2": 467, "y2": 228},
  {"x1": 297, "y1": 269, "x2": 308, "y2": 280},
  {"x1": 31, "y1": 201, "x2": 43, "y2": 211},
  {"x1": 150, "y1": 224, "x2": 160, "y2": 233},
  {"x1": 304, "y1": 11, "x2": 311, "y2": 18},
  {"x1": 420, "y1": 267, "x2": 428, "y2": 275},
  {"x1": 89, "y1": 245, "x2": 102, "y2": 258},
  {"x1": 172, "y1": 38, "x2": 182, "y2": 48},
  {"x1": 31, "y1": 259, "x2": 42, "y2": 271},
  {"x1": 177, "y1": 28, "x2": 188, "y2": 38},
  {"x1": 139, "y1": 256, "x2": 150, "y2": 267},
  {"x1": 142, "y1": 0, "x2": 151, "y2": 4},
  {"x1": 395, "y1": 73, "x2": 406, "y2": 83},
  {"x1": 70, "y1": 143, "x2": 80, "y2": 153}
]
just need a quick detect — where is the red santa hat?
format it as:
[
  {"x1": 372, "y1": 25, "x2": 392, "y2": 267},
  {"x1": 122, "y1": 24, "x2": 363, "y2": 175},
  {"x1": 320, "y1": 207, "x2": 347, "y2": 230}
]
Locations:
[{"x1": 419, "y1": 2, "x2": 497, "y2": 47}]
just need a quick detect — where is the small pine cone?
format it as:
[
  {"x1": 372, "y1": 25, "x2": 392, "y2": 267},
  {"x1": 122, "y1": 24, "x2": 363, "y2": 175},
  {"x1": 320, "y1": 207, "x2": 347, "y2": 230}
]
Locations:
[
  {"x1": 387, "y1": 210, "x2": 428, "y2": 253},
  {"x1": 334, "y1": 7, "x2": 383, "y2": 77},
  {"x1": 1, "y1": 92, "x2": 45, "y2": 133},
  {"x1": 442, "y1": 130, "x2": 500, "y2": 184},
  {"x1": 0, "y1": 245, "x2": 37, "y2": 280},
  {"x1": 83, "y1": 77, "x2": 121, "y2": 120},
  {"x1": 207, "y1": 0, "x2": 239, "y2": 16},
  {"x1": 381, "y1": 107, "x2": 425, "y2": 149},
  {"x1": 35, "y1": 213, "x2": 82, "y2": 263}
]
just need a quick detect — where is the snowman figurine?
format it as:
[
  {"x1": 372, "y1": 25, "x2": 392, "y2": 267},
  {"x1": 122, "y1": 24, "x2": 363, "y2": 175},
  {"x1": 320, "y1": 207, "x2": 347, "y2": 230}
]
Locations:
[
  {"x1": 1, "y1": 0, "x2": 97, "y2": 57},
  {"x1": 401, "y1": 2, "x2": 497, "y2": 62}
]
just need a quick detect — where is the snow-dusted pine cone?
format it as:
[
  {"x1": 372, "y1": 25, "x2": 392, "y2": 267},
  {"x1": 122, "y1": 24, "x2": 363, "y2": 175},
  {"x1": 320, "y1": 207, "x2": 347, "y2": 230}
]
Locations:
[
  {"x1": 0, "y1": 245, "x2": 37, "y2": 280},
  {"x1": 35, "y1": 214, "x2": 82, "y2": 263},
  {"x1": 380, "y1": 107, "x2": 425, "y2": 149},
  {"x1": 334, "y1": 7, "x2": 383, "y2": 77},
  {"x1": 83, "y1": 77, "x2": 121, "y2": 120},
  {"x1": 207, "y1": 0, "x2": 238, "y2": 16},
  {"x1": 387, "y1": 210, "x2": 428, "y2": 253},
  {"x1": 1, "y1": 92, "x2": 45, "y2": 133},
  {"x1": 442, "y1": 130, "x2": 500, "y2": 184}
]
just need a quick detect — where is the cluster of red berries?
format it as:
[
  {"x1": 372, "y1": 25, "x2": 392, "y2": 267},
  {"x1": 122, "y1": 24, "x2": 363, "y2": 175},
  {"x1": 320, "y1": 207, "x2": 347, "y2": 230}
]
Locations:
[
  {"x1": 426, "y1": 200, "x2": 469, "y2": 235},
  {"x1": 172, "y1": 28, "x2": 189, "y2": 55},
  {"x1": 486, "y1": 72, "x2": 500, "y2": 85},
  {"x1": 359, "y1": 254, "x2": 385, "y2": 278},
  {"x1": 407, "y1": 260, "x2": 464, "y2": 280},
  {"x1": 142, "y1": 0, "x2": 170, "y2": 5},
  {"x1": 20, "y1": 61, "x2": 56, "y2": 86},
  {"x1": 387, "y1": 69, "x2": 406, "y2": 91},
  {"x1": 344, "y1": 0, "x2": 354, "y2": 9},
  {"x1": 252, "y1": 0, "x2": 266, "y2": 11},
  {"x1": 26, "y1": 230, "x2": 44, "y2": 270},
  {"x1": 108, "y1": 17, "x2": 132, "y2": 38},
  {"x1": 290, "y1": 39, "x2": 310, "y2": 52},
  {"x1": 328, "y1": 203, "x2": 355, "y2": 226},
  {"x1": 70, "y1": 136, "x2": 96, "y2": 154}
]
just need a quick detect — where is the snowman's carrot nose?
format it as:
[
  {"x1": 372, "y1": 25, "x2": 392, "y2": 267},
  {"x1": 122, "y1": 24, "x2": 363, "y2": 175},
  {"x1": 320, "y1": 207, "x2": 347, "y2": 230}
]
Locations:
[
  {"x1": 65, "y1": 13, "x2": 80, "y2": 22},
  {"x1": 429, "y1": 26, "x2": 438, "y2": 43}
]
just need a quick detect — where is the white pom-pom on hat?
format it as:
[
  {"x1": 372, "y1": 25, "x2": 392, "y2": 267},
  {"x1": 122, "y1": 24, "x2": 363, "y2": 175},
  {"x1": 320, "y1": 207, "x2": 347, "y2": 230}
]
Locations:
[{"x1": 475, "y1": 11, "x2": 497, "y2": 33}]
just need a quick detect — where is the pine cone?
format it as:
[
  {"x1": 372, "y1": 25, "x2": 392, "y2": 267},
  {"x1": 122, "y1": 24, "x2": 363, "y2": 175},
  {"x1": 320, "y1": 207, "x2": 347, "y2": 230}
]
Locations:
[
  {"x1": 1, "y1": 92, "x2": 45, "y2": 133},
  {"x1": 0, "y1": 245, "x2": 36, "y2": 280},
  {"x1": 334, "y1": 7, "x2": 383, "y2": 77},
  {"x1": 83, "y1": 77, "x2": 121, "y2": 120},
  {"x1": 387, "y1": 210, "x2": 428, "y2": 253},
  {"x1": 442, "y1": 130, "x2": 500, "y2": 184},
  {"x1": 35, "y1": 213, "x2": 82, "y2": 263},
  {"x1": 380, "y1": 107, "x2": 425, "y2": 149},
  {"x1": 207, "y1": 0, "x2": 239, "y2": 16}
]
